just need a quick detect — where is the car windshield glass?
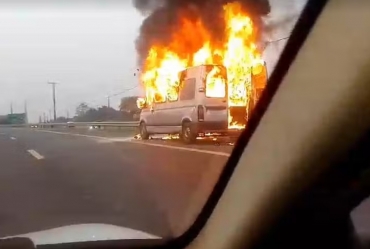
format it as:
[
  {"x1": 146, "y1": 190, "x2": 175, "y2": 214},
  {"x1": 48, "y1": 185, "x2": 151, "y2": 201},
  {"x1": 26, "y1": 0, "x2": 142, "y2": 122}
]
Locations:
[{"x1": 0, "y1": 0, "x2": 308, "y2": 245}]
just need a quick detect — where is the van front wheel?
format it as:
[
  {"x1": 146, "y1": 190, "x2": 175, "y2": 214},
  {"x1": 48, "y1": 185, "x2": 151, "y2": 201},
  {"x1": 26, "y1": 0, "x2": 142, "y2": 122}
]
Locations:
[
  {"x1": 182, "y1": 122, "x2": 196, "y2": 144},
  {"x1": 139, "y1": 122, "x2": 149, "y2": 140}
]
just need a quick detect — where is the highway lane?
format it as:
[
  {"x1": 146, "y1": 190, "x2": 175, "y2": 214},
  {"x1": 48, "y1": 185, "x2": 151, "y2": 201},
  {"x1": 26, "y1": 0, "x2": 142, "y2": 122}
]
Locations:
[
  {"x1": 28, "y1": 127, "x2": 370, "y2": 238},
  {"x1": 33, "y1": 127, "x2": 235, "y2": 154},
  {"x1": 2, "y1": 127, "x2": 370, "y2": 240},
  {"x1": 0, "y1": 128, "x2": 228, "y2": 239},
  {"x1": 41, "y1": 126, "x2": 138, "y2": 138}
]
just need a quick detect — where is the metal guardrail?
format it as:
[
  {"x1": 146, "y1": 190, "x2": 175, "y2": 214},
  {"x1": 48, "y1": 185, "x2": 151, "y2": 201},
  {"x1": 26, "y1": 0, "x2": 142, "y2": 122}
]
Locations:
[{"x1": 0, "y1": 121, "x2": 139, "y2": 128}]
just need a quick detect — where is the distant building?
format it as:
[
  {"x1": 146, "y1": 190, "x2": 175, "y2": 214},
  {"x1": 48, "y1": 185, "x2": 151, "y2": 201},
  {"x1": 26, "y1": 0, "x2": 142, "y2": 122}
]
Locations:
[{"x1": 6, "y1": 113, "x2": 27, "y2": 124}]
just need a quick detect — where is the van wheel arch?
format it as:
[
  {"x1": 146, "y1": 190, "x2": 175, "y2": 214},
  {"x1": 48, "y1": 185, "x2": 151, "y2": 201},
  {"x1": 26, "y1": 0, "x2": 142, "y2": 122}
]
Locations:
[{"x1": 181, "y1": 118, "x2": 191, "y2": 125}]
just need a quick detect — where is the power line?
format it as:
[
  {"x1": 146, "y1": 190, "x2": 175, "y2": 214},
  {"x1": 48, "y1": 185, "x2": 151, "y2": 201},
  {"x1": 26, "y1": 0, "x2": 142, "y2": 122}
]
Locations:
[
  {"x1": 106, "y1": 85, "x2": 140, "y2": 109},
  {"x1": 261, "y1": 35, "x2": 291, "y2": 51},
  {"x1": 267, "y1": 34, "x2": 291, "y2": 44},
  {"x1": 66, "y1": 84, "x2": 140, "y2": 112},
  {"x1": 108, "y1": 85, "x2": 139, "y2": 98},
  {"x1": 270, "y1": 36, "x2": 290, "y2": 43},
  {"x1": 63, "y1": 68, "x2": 141, "y2": 113}
]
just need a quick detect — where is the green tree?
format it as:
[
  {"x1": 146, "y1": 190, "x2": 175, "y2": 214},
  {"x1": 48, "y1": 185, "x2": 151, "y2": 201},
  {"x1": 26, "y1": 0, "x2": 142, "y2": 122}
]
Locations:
[
  {"x1": 75, "y1": 102, "x2": 90, "y2": 117},
  {"x1": 119, "y1": 96, "x2": 141, "y2": 116}
]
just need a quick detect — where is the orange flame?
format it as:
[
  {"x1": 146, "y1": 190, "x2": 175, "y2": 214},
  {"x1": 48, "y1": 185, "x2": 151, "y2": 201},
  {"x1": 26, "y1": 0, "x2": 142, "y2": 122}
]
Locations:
[{"x1": 140, "y1": 2, "x2": 265, "y2": 128}]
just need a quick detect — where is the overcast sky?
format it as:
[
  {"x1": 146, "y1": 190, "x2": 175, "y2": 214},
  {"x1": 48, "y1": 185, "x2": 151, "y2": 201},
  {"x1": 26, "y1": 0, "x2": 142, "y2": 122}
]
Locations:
[
  {"x1": 0, "y1": 0, "x2": 305, "y2": 122},
  {"x1": 0, "y1": 0, "x2": 143, "y2": 122}
]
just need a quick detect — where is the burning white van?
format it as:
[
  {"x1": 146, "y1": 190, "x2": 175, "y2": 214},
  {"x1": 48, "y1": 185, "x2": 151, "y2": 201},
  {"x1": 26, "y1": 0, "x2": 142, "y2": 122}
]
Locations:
[{"x1": 137, "y1": 62, "x2": 267, "y2": 143}]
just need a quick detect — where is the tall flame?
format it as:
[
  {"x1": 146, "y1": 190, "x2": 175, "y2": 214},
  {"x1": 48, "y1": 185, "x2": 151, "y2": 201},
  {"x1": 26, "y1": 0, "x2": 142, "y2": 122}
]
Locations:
[{"x1": 140, "y1": 2, "x2": 264, "y2": 128}]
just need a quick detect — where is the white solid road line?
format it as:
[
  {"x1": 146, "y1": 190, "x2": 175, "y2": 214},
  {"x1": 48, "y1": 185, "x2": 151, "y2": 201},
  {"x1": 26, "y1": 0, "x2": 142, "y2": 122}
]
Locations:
[
  {"x1": 27, "y1": 149, "x2": 45, "y2": 160},
  {"x1": 35, "y1": 130, "x2": 115, "y2": 141},
  {"x1": 34, "y1": 129, "x2": 231, "y2": 157},
  {"x1": 96, "y1": 137, "x2": 134, "y2": 143},
  {"x1": 130, "y1": 141, "x2": 230, "y2": 157}
]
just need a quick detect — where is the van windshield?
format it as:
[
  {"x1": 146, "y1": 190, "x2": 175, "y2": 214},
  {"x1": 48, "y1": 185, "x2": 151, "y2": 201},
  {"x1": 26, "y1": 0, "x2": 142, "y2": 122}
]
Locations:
[{"x1": 205, "y1": 65, "x2": 227, "y2": 98}]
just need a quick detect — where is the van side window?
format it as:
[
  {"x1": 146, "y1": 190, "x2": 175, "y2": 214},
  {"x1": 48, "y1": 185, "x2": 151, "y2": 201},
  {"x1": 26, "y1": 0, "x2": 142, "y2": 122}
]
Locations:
[
  {"x1": 180, "y1": 78, "x2": 196, "y2": 101},
  {"x1": 167, "y1": 86, "x2": 179, "y2": 102},
  {"x1": 154, "y1": 92, "x2": 166, "y2": 103},
  {"x1": 167, "y1": 70, "x2": 186, "y2": 102}
]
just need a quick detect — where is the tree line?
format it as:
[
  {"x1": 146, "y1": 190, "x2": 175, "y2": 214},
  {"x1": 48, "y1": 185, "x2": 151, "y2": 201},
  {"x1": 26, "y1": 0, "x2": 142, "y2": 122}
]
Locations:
[{"x1": 55, "y1": 96, "x2": 141, "y2": 122}]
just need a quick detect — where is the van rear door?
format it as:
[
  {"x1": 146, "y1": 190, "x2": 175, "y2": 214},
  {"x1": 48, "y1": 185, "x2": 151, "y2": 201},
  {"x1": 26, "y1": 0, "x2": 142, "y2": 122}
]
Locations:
[{"x1": 201, "y1": 65, "x2": 228, "y2": 130}]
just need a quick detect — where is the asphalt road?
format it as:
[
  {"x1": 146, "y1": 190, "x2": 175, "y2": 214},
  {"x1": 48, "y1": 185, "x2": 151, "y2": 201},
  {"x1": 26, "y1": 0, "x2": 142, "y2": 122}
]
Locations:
[
  {"x1": 2, "y1": 127, "x2": 370, "y2": 240},
  {"x1": 0, "y1": 127, "x2": 229, "y2": 239}
]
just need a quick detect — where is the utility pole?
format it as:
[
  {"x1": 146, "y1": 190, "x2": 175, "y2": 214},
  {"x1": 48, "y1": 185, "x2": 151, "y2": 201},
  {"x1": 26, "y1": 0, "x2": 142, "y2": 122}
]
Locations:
[
  {"x1": 66, "y1": 110, "x2": 70, "y2": 120},
  {"x1": 107, "y1": 96, "x2": 110, "y2": 108},
  {"x1": 10, "y1": 102, "x2": 13, "y2": 114},
  {"x1": 43, "y1": 112, "x2": 46, "y2": 123},
  {"x1": 48, "y1": 82, "x2": 57, "y2": 121}
]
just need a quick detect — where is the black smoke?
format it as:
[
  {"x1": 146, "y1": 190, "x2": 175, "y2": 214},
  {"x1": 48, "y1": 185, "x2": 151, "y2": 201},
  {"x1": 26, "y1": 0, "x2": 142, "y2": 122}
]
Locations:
[{"x1": 133, "y1": 0, "x2": 271, "y2": 66}]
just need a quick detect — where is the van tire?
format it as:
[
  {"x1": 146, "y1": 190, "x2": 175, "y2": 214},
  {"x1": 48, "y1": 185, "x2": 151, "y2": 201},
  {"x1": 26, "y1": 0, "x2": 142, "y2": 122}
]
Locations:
[
  {"x1": 139, "y1": 122, "x2": 149, "y2": 140},
  {"x1": 182, "y1": 122, "x2": 196, "y2": 144}
]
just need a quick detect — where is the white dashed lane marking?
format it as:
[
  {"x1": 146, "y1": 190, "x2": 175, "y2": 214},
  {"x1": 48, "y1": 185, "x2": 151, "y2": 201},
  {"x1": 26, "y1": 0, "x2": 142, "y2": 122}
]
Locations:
[{"x1": 27, "y1": 150, "x2": 45, "y2": 160}]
